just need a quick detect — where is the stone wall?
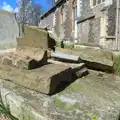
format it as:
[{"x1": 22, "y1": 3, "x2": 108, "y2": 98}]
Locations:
[
  {"x1": 0, "y1": 10, "x2": 19, "y2": 45},
  {"x1": 39, "y1": 0, "x2": 73, "y2": 41},
  {"x1": 77, "y1": 0, "x2": 117, "y2": 50},
  {"x1": 39, "y1": 11, "x2": 54, "y2": 30}
]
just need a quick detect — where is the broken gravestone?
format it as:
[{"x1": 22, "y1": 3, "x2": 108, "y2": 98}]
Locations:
[{"x1": 0, "y1": 26, "x2": 74, "y2": 94}]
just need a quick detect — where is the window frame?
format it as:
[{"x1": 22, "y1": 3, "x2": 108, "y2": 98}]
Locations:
[{"x1": 90, "y1": 0, "x2": 105, "y2": 8}]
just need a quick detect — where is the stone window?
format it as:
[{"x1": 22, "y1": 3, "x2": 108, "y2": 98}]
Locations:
[
  {"x1": 91, "y1": 0, "x2": 105, "y2": 7},
  {"x1": 60, "y1": 5, "x2": 65, "y2": 24}
]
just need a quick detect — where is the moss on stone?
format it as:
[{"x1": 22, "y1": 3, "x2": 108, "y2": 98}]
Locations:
[
  {"x1": 20, "y1": 107, "x2": 35, "y2": 120},
  {"x1": 64, "y1": 44, "x2": 74, "y2": 50},
  {"x1": 55, "y1": 98, "x2": 74, "y2": 112},
  {"x1": 66, "y1": 82, "x2": 88, "y2": 93},
  {"x1": 56, "y1": 40, "x2": 74, "y2": 49},
  {"x1": 56, "y1": 40, "x2": 61, "y2": 47}
]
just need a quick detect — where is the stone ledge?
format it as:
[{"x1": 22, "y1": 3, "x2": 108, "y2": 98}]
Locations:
[{"x1": 0, "y1": 64, "x2": 72, "y2": 94}]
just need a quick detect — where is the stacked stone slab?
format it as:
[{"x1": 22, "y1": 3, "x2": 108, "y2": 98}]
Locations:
[
  {"x1": 55, "y1": 47, "x2": 114, "y2": 73},
  {"x1": 0, "y1": 26, "x2": 73, "y2": 94},
  {"x1": 0, "y1": 64, "x2": 72, "y2": 94}
]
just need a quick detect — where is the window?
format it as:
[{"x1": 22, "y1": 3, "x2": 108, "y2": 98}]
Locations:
[
  {"x1": 91, "y1": 0, "x2": 105, "y2": 7},
  {"x1": 60, "y1": 5, "x2": 64, "y2": 24}
]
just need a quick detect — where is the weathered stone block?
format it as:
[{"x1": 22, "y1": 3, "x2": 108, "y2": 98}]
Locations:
[
  {"x1": 51, "y1": 52, "x2": 82, "y2": 63},
  {"x1": 56, "y1": 47, "x2": 114, "y2": 72},
  {"x1": 17, "y1": 26, "x2": 56, "y2": 51},
  {"x1": 48, "y1": 59, "x2": 88, "y2": 78},
  {"x1": 16, "y1": 47, "x2": 48, "y2": 60},
  {"x1": 16, "y1": 57, "x2": 38, "y2": 70},
  {"x1": 15, "y1": 51, "x2": 48, "y2": 70},
  {"x1": 2, "y1": 56, "x2": 12, "y2": 65},
  {"x1": 0, "y1": 64, "x2": 72, "y2": 94}
]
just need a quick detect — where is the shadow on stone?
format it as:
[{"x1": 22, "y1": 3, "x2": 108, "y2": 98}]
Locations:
[{"x1": 49, "y1": 70, "x2": 89, "y2": 96}]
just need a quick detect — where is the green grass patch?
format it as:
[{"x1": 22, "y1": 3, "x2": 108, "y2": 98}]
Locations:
[
  {"x1": 0, "y1": 93, "x2": 18, "y2": 120},
  {"x1": 56, "y1": 40, "x2": 61, "y2": 47},
  {"x1": 56, "y1": 40, "x2": 74, "y2": 49},
  {"x1": 0, "y1": 42, "x2": 16, "y2": 50},
  {"x1": 113, "y1": 56, "x2": 120, "y2": 75},
  {"x1": 55, "y1": 98, "x2": 74, "y2": 112}
]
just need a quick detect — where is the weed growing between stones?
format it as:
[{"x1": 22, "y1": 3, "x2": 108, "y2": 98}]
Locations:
[
  {"x1": 0, "y1": 42, "x2": 16, "y2": 50},
  {"x1": 114, "y1": 56, "x2": 120, "y2": 75},
  {"x1": 92, "y1": 114, "x2": 97, "y2": 120},
  {"x1": 0, "y1": 93, "x2": 18, "y2": 120}
]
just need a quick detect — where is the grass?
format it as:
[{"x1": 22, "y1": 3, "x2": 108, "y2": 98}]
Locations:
[
  {"x1": 0, "y1": 42, "x2": 16, "y2": 50},
  {"x1": 56, "y1": 40, "x2": 74, "y2": 49},
  {"x1": 113, "y1": 56, "x2": 120, "y2": 75},
  {"x1": 0, "y1": 93, "x2": 18, "y2": 120}
]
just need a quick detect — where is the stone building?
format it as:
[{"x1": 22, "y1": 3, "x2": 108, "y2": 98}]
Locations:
[
  {"x1": 77, "y1": 0, "x2": 117, "y2": 50},
  {"x1": 39, "y1": 0, "x2": 120, "y2": 50},
  {"x1": 39, "y1": 0, "x2": 77, "y2": 42}
]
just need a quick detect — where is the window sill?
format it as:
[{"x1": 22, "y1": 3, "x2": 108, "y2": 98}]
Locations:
[{"x1": 91, "y1": 2, "x2": 105, "y2": 9}]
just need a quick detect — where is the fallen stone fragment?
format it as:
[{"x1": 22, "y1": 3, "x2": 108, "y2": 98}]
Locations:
[
  {"x1": 0, "y1": 64, "x2": 72, "y2": 94},
  {"x1": 51, "y1": 52, "x2": 82, "y2": 63},
  {"x1": 16, "y1": 57, "x2": 39, "y2": 70},
  {"x1": 16, "y1": 47, "x2": 48, "y2": 61},
  {"x1": 2, "y1": 56, "x2": 12, "y2": 65},
  {"x1": 0, "y1": 50, "x2": 48, "y2": 70}
]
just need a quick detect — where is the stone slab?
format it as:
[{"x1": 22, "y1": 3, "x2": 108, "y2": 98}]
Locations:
[
  {"x1": 51, "y1": 52, "x2": 81, "y2": 63},
  {"x1": 16, "y1": 26, "x2": 56, "y2": 50},
  {"x1": 2, "y1": 56, "x2": 12, "y2": 65},
  {"x1": 0, "y1": 64, "x2": 72, "y2": 94},
  {"x1": 1, "y1": 71, "x2": 120, "y2": 120},
  {"x1": 0, "y1": 79, "x2": 50, "y2": 120},
  {"x1": 48, "y1": 59, "x2": 88, "y2": 78},
  {"x1": 56, "y1": 48, "x2": 113, "y2": 72},
  {"x1": 0, "y1": 50, "x2": 48, "y2": 69}
]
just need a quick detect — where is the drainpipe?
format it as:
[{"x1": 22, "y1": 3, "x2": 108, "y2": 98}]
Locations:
[
  {"x1": 77, "y1": 0, "x2": 80, "y2": 17},
  {"x1": 115, "y1": 0, "x2": 119, "y2": 50}
]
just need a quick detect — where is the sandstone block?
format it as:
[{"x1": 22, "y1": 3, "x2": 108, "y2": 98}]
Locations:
[
  {"x1": 56, "y1": 48, "x2": 113, "y2": 72},
  {"x1": 16, "y1": 26, "x2": 56, "y2": 51},
  {"x1": 2, "y1": 56, "x2": 12, "y2": 65},
  {"x1": 0, "y1": 64, "x2": 72, "y2": 94},
  {"x1": 48, "y1": 59, "x2": 88, "y2": 78}
]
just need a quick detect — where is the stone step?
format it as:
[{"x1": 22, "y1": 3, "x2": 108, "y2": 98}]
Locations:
[
  {"x1": 0, "y1": 64, "x2": 72, "y2": 94},
  {"x1": 51, "y1": 52, "x2": 82, "y2": 63},
  {"x1": 0, "y1": 50, "x2": 48, "y2": 70},
  {"x1": 55, "y1": 48, "x2": 114, "y2": 73},
  {"x1": 0, "y1": 79, "x2": 50, "y2": 120},
  {"x1": 48, "y1": 59, "x2": 88, "y2": 78}
]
